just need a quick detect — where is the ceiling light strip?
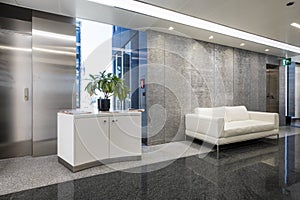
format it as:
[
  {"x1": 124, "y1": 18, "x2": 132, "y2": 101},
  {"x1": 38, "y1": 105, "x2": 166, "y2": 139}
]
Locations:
[{"x1": 88, "y1": 0, "x2": 300, "y2": 54}]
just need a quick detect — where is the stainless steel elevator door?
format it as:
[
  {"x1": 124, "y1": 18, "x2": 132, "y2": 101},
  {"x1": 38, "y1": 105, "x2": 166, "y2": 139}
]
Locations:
[
  {"x1": 32, "y1": 15, "x2": 76, "y2": 156},
  {"x1": 266, "y1": 65, "x2": 279, "y2": 113},
  {"x1": 0, "y1": 29, "x2": 32, "y2": 158}
]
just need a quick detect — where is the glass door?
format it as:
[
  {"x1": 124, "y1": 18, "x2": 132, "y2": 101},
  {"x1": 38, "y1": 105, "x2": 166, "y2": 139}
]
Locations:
[{"x1": 113, "y1": 42, "x2": 131, "y2": 110}]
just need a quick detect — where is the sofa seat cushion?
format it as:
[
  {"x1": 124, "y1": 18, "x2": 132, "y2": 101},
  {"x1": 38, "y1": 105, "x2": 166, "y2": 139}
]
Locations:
[{"x1": 224, "y1": 120, "x2": 275, "y2": 138}]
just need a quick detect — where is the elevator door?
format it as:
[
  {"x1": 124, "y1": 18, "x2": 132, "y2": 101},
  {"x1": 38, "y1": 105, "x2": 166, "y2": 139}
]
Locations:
[
  {"x1": 32, "y1": 15, "x2": 76, "y2": 156},
  {"x1": 266, "y1": 64, "x2": 279, "y2": 113},
  {"x1": 0, "y1": 29, "x2": 32, "y2": 159}
]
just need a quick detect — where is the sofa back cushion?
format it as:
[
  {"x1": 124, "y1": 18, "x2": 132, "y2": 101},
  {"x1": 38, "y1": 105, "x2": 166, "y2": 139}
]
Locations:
[
  {"x1": 194, "y1": 107, "x2": 225, "y2": 118},
  {"x1": 225, "y1": 106, "x2": 249, "y2": 122}
]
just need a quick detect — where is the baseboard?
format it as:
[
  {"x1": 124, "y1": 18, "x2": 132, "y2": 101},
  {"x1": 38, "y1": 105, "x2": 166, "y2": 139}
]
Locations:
[{"x1": 58, "y1": 155, "x2": 142, "y2": 172}]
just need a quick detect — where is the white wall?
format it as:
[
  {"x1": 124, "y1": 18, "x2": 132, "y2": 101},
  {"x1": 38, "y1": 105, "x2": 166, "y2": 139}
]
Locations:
[
  {"x1": 292, "y1": 55, "x2": 300, "y2": 63},
  {"x1": 78, "y1": 19, "x2": 113, "y2": 110}
]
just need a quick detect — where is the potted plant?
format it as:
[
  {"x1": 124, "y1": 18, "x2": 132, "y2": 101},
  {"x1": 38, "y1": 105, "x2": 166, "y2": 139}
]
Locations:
[{"x1": 85, "y1": 71, "x2": 129, "y2": 111}]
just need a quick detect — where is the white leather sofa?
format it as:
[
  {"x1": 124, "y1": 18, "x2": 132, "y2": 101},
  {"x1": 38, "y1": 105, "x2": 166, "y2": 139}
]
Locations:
[{"x1": 185, "y1": 106, "x2": 279, "y2": 153}]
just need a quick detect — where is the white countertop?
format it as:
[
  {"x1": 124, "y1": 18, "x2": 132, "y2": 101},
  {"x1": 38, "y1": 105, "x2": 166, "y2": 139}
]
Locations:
[{"x1": 58, "y1": 109, "x2": 142, "y2": 118}]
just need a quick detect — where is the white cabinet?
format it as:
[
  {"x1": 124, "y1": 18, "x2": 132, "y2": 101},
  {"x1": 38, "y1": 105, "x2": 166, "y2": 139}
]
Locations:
[
  {"x1": 57, "y1": 112, "x2": 141, "y2": 172},
  {"x1": 110, "y1": 116, "x2": 142, "y2": 158},
  {"x1": 74, "y1": 117, "x2": 109, "y2": 166}
]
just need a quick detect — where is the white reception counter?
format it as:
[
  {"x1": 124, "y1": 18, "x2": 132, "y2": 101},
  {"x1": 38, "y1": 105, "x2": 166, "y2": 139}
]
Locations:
[{"x1": 57, "y1": 110, "x2": 142, "y2": 172}]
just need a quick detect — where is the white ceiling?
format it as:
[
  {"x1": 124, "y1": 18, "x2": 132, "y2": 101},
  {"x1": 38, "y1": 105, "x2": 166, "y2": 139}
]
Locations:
[
  {"x1": 140, "y1": 0, "x2": 300, "y2": 46},
  {"x1": 1, "y1": 0, "x2": 300, "y2": 58}
]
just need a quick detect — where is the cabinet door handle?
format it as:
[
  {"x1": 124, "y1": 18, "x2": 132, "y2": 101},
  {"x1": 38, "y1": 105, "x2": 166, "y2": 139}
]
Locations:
[
  {"x1": 112, "y1": 119, "x2": 118, "y2": 122},
  {"x1": 104, "y1": 120, "x2": 107, "y2": 123}
]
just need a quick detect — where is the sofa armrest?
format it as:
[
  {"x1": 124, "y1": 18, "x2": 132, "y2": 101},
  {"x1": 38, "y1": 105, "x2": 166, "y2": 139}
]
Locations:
[
  {"x1": 185, "y1": 114, "x2": 225, "y2": 138},
  {"x1": 248, "y1": 111, "x2": 279, "y2": 128}
]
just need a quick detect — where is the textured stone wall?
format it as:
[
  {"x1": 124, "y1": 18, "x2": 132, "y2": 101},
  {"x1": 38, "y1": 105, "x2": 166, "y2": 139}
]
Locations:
[{"x1": 146, "y1": 31, "x2": 283, "y2": 145}]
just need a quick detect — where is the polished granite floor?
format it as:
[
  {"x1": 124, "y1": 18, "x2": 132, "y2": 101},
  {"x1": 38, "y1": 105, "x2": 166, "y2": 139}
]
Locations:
[
  {"x1": 1, "y1": 127, "x2": 300, "y2": 199},
  {"x1": 0, "y1": 141, "x2": 214, "y2": 196}
]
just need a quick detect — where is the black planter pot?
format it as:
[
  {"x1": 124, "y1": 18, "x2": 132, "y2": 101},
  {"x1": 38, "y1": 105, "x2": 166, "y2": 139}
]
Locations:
[{"x1": 98, "y1": 99, "x2": 110, "y2": 111}]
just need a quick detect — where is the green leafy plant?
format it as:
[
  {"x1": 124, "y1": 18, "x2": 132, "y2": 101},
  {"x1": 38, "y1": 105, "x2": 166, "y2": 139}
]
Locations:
[{"x1": 85, "y1": 71, "x2": 130, "y2": 101}]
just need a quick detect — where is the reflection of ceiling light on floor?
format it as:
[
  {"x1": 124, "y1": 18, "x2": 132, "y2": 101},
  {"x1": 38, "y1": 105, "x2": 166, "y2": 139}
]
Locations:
[
  {"x1": 240, "y1": 43, "x2": 245, "y2": 46},
  {"x1": 291, "y1": 22, "x2": 300, "y2": 29},
  {"x1": 265, "y1": 49, "x2": 270, "y2": 52},
  {"x1": 88, "y1": 0, "x2": 300, "y2": 54},
  {"x1": 209, "y1": 35, "x2": 214, "y2": 40},
  {"x1": 168, "y1": 26, "x2": 174, "y2": 30}
]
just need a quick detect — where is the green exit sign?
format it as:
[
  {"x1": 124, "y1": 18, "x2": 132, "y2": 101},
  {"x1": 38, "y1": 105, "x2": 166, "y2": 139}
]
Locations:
[{"x1": 282, "y1": 58, "x2": 292, "y2": 66}]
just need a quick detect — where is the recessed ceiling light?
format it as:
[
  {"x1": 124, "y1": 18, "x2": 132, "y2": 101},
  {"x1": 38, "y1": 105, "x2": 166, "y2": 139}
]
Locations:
[
  {"x1": 209, "y1": 35, "x2": 214, "y2": 40},
  {"x1": 240, "y1": 43, "x2": 245, "y2": 46},
  {"x1": 286, "y1": 1, "x2": 295, "y2": 6},
  {"x1": 168, "y1": 26, "x2": 174, "y2": 30},
  {"x1": 265, "y1": 49, "x2": 270, "y2": 52},
  {"x1": 291, "y1": 22, "x2": 300, "y2": 29},
  {"x1": 88, "y1": 0, "x2": 300, "y2": 54}
]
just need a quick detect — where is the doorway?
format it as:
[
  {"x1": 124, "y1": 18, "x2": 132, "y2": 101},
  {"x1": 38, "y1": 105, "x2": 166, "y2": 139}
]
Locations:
[{"x1": 266, "y1": 64, "x2": 279, "y2": 113}]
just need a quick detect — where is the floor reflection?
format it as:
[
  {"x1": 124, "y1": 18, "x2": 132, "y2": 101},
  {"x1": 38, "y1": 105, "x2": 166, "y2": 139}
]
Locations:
[
  {"x1": 2, "y1": 135, "x2": 300, "y2": 199},
  {"x1": 283, "y1": 134, "x2": 300, "y2": 199}
]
